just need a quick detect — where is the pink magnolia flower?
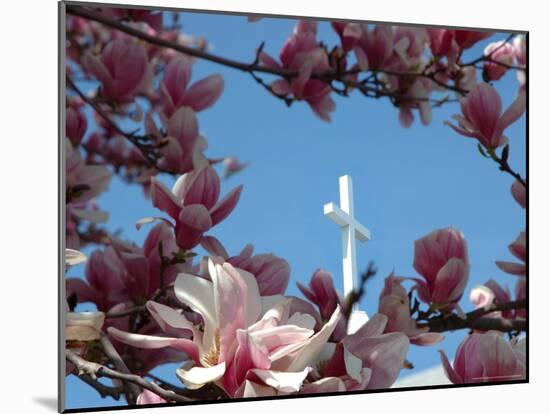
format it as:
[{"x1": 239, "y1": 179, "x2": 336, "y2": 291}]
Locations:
[
  {"x1": 496, "y1": 231, "x2": 526, "y2": 276},
  {"x1": 144, "y1": 107, "x2": 207, "y2": 174},
  {"x1": 108, "y1": 259, "x2": 342, "y2": 396},
  {"x1": 160, "y1": 55, "x2": 224, "y2": 117},
  {"x1": 440, "y1": 331, "x2": 526, "y2": 383},
  {"x1": 511, "y1": 180, "x2": 526, "y2": 208},
  {"x1": 66, "y1": 106, "x2": 87, "y2": 146},
  {"x1": 201, "y1": 238, "x2": 290, "y2": 296},
  {"x1": 445, "y1": 83, "x2": 526, "y2": 149},
  {"x1": 260, "y1": 21, "x2": 335, "y2": 122},
  {"x1": 148, "y1": 166, "x2": 243, "y2": 249},
  {"x1": 297, "y1": 269, "x2": 346, "y2": 341},
  {"x1": 82, "y1": 39, "x2": 149, "y2": 103},
  {"x1": 483, "y1": 41, "x2": 515, "y2": 81},
  {"x1": 378, "y1": 274, "x2": 444, "y2": 346},
  {"x1": 412, "y1": 227, "x2": 469, "y2": 308},
  {"x1": 453, "y1": 30, "x2": 492, "y2": 50}
]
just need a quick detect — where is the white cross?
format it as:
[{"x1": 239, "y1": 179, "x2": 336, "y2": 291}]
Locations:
[{"x1": 324, "y1": 175, "x2": 371, "y2": 334}]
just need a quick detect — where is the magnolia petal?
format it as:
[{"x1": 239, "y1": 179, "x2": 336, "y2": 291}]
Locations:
[
  {"x1": 301, "y1": 377, "x2": 346, "y2": 394},
  {"x1": 241, "y1": 380, "x2": 277, "y2": 398},
  {"x1": 200, "y1": 235, "x2": 229, "y2": 259},
  {"x1": 65, "y1": 249, "x2": 87, "y2": 266},
  {"x1": 495, "y1": 90, "x2": 526, "y2": 138},
  {"x1": 136, "y1": 389, "x2": 167, "y2": 405},
  {"x1": 150, "y1": 178, "x2": 182, "y2": 219},
  {"x1": 146, "y1": 301, "x2": 200, "y2": 339},
  {"x1": 410, "y1": 332, "x2": 445, "y2": 346},
  {"x1": 248, "y1": 367, "x2": 311, "y2": 393},
  {"x1": 210, "y1": 185, "x2": 243, "y2": 226},
  {"x1": 175, "y1": 273, "x2": 217, "y2": 351},
  {"x1": 439, "y1": 350, "x2": 462, "y2": 384},
  {"x1": 176, "y1": 361, "x2": 226, "y2": 389},
  {"x1": 495, "y1": 261, "x2": 526, "y2": 276},
  {"x1": 135, "y1": 216, "x2": 174, "y2": 231},
  {"x1": 276, "y1": 306, "x2": 341, "y2": 372},
  {"x1": 107, "y1": 326, "x2": 200, "y2": 361},
  {"x1": 183, "y1": 75, "x2": 225, "y2": 112}
]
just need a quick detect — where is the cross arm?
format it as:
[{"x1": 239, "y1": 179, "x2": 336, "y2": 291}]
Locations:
[{"x1": 323, "y1": 202, "x2": 371, "y2": 242}]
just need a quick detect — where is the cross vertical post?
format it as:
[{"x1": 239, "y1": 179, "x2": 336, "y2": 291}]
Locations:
[{"x1": 324, "y1": 175, "x2": 371, "y2": 333}]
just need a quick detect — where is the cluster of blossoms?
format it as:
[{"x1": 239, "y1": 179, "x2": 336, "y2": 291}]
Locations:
[
  {"x1": 258, "y1": 21, "x2": 525, "y2": 126},
  {"x1": 64, "y1": 5, "x2": 527, "y2": 407}
]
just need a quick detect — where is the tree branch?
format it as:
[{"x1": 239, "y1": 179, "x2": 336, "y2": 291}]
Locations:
[
  {"x1": 100, "y1": 335, "x2": 141, "y2": 404},
  {"x1": 418, "y1": 299, "x2": 527, "y2": 333},
  {"x1": 77, "y1": 374, "x2": 123, "y2": 400},
  {"x1": 486, "y1": 145, "x2": 527, "y2": 188},
  {"x1": 67, "y1": 5, "x2": 465, "y2": 109},
  {"x1": 66, "y1": 349, "x2": 191, "y2": 403}
]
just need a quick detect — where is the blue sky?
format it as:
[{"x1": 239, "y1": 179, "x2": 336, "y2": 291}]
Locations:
[{"x1": 66, "y1": 9, "x2": 526, "y2": 409}]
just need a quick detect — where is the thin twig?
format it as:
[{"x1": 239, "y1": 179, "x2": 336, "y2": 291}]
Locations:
[{"x1": 77, "y1": 374, "x2": 123, "y2": 400}]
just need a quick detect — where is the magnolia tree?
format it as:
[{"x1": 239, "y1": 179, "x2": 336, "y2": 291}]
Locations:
[{"x1": 64, "y1": 4, "x2": 527, "y2": 406}]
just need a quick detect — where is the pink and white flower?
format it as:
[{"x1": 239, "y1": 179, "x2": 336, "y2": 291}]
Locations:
[{"x1": 108, "y1": 259, "x2": 342, "y2": 396}]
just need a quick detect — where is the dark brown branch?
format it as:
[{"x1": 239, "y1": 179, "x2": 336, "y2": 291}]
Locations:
[
  {"x1": 486, "y1": 145, "x2": 527, "y2": 188},
  {"x1": 66, "y1": 349, "x2": 191, "y2": 403},
  {"x1": 418, "y1": 299, "x2": 527, "y2": 333}
]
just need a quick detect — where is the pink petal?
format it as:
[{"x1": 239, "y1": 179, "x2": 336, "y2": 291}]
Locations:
[
  {"x1": 439, "y1": 350, "x2": 463, "y2": 384},
  {"x1": 182, "y1": 167, "x2": 220, "y2": 210},
  {"x1": 495, "y1": 261, "x2": 526, "y2": 276},
  {"x1": 210, "y1": 185, "x2": 243, "y2": 226},
  {"x1": 183, "y1": 75, "x2": 224, "y2": 112},
  {"x1": 107, "y1": 327, "x2": 199, "y2": 362},
  {"x1": 176, "y1": 361, "x2": 226, "y2": 389},
  {"x1": 150, "y1": 178, "x2": 181, "y2": 220},
  {"x1": 200, "y1": 235, "x2": 229, "y2": 259},
  {"x1": 495, "y1": 90, "x2": 526, "y2": 139},
  {"x1": 137, "y1": 389, "x2": 167, "y2": 405}
]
